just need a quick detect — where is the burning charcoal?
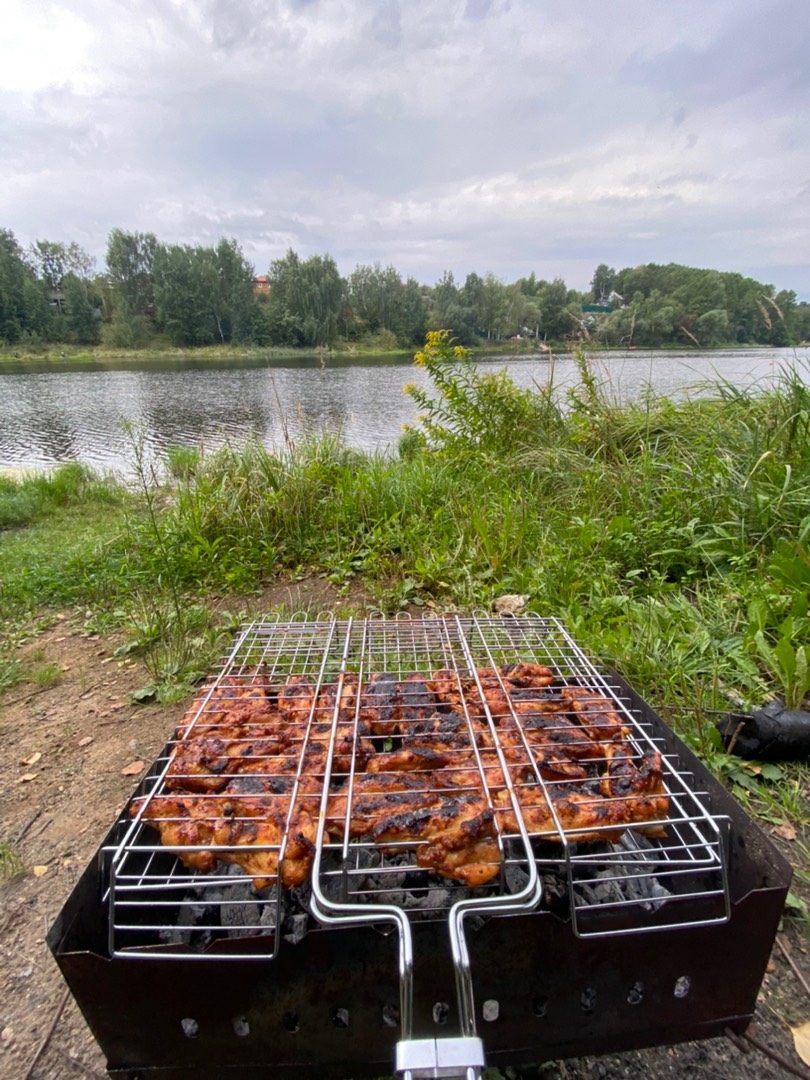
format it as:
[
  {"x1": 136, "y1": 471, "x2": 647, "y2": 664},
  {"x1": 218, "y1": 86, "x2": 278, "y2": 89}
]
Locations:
[
  {"x1": 420, "y1": 887, "x2": 453, "y2": 911},
  {"x1": 290, "y1": 880, "x2": 312, "y2": 910},
  {"x1": 206, "y1": 867, "x2": 278, "y2": 938},
  {"x1": 282, "y1": 913, "x2": 309, "y2": 944},
  {"x1": 395, "y1": 889, "x2": 424, "y2": 909},
  {"x1": 365, "y1": 869, "x2": 408, "y2": 896},
  {"x1": 505, "y1": 863, "x2": 530, "y2": 893},
  {"x1": 158, "y1": 901, "x2": 213, "y2": 946}
]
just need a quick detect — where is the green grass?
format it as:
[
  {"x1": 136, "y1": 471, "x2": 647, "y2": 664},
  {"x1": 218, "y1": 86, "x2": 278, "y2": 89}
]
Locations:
[{"x1": 0, "y1": 840, "x2": 27, "y2": 879}]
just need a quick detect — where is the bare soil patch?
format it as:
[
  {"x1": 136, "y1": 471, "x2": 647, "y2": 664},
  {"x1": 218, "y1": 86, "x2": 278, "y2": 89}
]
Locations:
[{"x1": 2, "y1": 601, "x2": 810, "y2": 1079}]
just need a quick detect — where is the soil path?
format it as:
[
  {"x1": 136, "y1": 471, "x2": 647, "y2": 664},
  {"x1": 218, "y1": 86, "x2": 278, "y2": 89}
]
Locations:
[{"x1": 1, "y1": 609, "x2": 809, "y2": 1079}]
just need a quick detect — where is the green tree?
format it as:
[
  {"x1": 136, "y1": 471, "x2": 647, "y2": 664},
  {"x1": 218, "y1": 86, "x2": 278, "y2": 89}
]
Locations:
[
  {"x1": 62, "y1": 273, "x2": 101, "y2": 344},
  {"x1": 210, "y1": 238, "x2": 256, "y2": 344},
  {"x1": 0, "y1": 228, "x2": 50, "y2": 344},
  {"x1": 346, "y1": 263, "x2": 406, "y2": 339},
  {"x1": 105, "y1": 229, "x2": 157, "y2": 315},
  {"x1": 267, "y1": 250, "x2": 344, "y2": 346},
  {"x1": 590, "y1": 263, "x2": 616, "y2": 303},
  {"x1": 696, "y1": 308, "x2": 730, "y2": 346},
  {"x1": 28, "y1": 240, "x2": 95, "y2": 289},
  {"x1": 399, "y1": 278, "x2": 427, "y2": 346},
  {"x1": 429, "y1": 271, "x2": 476, "y2": 343},
  {"x1": 537, "y1": 277, "x2": 580, "y2": 341}
]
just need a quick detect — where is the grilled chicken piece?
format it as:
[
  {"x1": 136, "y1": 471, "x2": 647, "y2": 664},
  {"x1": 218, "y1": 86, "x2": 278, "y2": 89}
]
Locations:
[
  {"x1": 494, "y1": 767, "x2": 669, "y2": 844},
  {"x1": 408, "y1": 709, "x2": 490, "y2": 752},
  {"x1": 499, "y1": 711, "x2": 606, "y2": 762},
  {"x1": 499, "y1": 662, "x2": 555, "y2": 687},
  {"x1": 133, "y1": 790, "x2": 317, "y2": 889},
  {"x1": 166, "y1": 720, "x2": 292, "y2": 792},
  {"x1": 222, "y1": 767, "x2": 324, "y2": 817},
  {"x1": 358, "y1": 672, "x2": 400, "y2": 736},
  {"x1": 432, "y1": 749, "x2": 506, "y2": 792},
  {"x1": 369, "y1": 794, "x2": 500, "y2": 887},
  {"x1": 461, "y1": 664, "x2": 557, "y2": 721},
  {"x1": 325, "y1": 771, "x2": 438, "y2": 836},
  {"x1": 426, "y1": 669, "x2": 464, "y2": 708},
  {"x1": 507, "y1": 688, "x2": 569, "y2": 715},
  {"x1": 599, "y1": 745, "x2": 669, "y2": 835},
  {"x1": 366, "y1": 746, "x2": 450, "y2": 773},
  {"x1": 395, "y1": 672, "x2": 440, "y2": 728},
  {"x1": 408, "y1": 708, "x2": 492, "y2": 751},
  {"x1": 463, "y1": 669, "x2": 510, "y2": 720},
  {"x1": 277, "y1": 675, "x2": 317, "y2": 723},
  {"x1": 358, "y1": 672, "x2": 441, "y2": 736},
  {"x1": 176, "y1": 671, "x2": 274, "y2": 737},
  {"x1": 315, "y1": 673, "x2": 361, "y2": 722},
  {"x1": 565, "y1": 687, "x2": 629, "y2": 742},
  {"x1": 309, "y1": 719, "x2": 376, "y2": 774}
]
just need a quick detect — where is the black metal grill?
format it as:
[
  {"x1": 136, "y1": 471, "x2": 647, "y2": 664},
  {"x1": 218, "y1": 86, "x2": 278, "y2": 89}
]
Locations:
[{"x1": 48, "y1": 615, "x2": 792, "y2": 1079}]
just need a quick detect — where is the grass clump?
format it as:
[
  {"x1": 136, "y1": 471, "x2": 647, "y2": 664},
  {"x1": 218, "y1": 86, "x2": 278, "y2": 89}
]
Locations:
[
  {"x1": 0, "y1": 840, "x2": 27, "y2": 879},
  {"x1": 0, "y1": 462, "x2": 123, "y2": 529}
]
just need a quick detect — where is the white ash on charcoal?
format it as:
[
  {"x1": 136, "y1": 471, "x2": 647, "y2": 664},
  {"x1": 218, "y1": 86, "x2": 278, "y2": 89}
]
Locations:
[
  {"x1": 283, "y1": 880, "x2": 314, "y2": 944},
  {"x1": 154, "y1": 866, "x2": 279, "y2": 948},
  {"x1": 207, "y1": 866, "x2": 279, "y2": 938},
  {"x1": 158, "y1": 893, "x2": 217, "y2": 948},
  {"x1": 571, "y1": 834, "x2": 672, "y2": 914}
]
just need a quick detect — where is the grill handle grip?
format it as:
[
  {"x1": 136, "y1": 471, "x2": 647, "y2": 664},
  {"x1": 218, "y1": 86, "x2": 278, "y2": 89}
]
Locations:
[{"x1": 395, "y1": 1035, "x2": 485, "y2": 1079}]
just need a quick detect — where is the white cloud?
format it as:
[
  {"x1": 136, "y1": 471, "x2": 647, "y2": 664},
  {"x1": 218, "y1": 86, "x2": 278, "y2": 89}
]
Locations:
[{"x1": 1, "y1": 0, "x2": 808, "y2": 295}]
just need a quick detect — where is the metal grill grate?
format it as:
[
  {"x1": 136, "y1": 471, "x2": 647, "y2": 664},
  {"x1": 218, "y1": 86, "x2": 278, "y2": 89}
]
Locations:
[
  {"x1": 106, "y1": 613, "x2": 729, "y2": 971},
  {"x1": 107, "y1": 614, "x2": 729, "y2": 967}
]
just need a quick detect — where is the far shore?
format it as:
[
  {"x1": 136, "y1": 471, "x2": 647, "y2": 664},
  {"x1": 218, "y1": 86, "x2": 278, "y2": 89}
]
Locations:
[{"x1": 0, "y1": 339, "x2": 778, "y2": 374}]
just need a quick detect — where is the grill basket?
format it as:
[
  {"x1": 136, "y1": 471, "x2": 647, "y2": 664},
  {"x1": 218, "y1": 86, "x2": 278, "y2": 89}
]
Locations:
[{"x1": 48, "y1": 615, "x2": 791, "y2": 1079}]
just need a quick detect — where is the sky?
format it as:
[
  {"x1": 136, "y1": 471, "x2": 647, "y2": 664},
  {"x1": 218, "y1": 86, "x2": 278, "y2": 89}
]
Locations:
[{"x1": 2, "y1": 0, "x2": 809, "y2": 297}]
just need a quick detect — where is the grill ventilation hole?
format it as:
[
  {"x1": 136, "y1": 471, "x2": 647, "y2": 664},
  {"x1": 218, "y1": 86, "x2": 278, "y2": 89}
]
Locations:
[
  {"x1": 180, "y1": 1018, "x2": 199, "y2": 1039},
  {"x1": 482, "y1": 999, "x2": 500, "y2": 1022},
  {"x1": 232, "y1": 1016, "x2": 250, "y2": 1037},
  {"x1": 580, "y1": 988, "x2": 597, "y2": 1013},
  {"x1": 626, "y1": 982, "x2": 644, "y2": 1005},
  {"x1": 674, "y1": 976, "x2": 692, "y2": 999},
  {"x1": 281, "y1": 1012, "x2": 300, "y2": 1033},
  {"x1": 382, "y1": 1004, "x2": 400, "y2": 1028},
  {"x1": 532, "y1": 996, "x2": 548, "y2": 1018},
  {"x1": 433, "y1": 1002, "x2": 450, "y2": 1025},
  {"x1": 332, "y1": 1008, "x2": 350, "y2": 1028}
]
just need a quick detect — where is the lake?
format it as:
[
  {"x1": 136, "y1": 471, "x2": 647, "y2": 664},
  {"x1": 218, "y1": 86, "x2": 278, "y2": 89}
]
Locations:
[{"x1": 1, "y1": 347, "x2": 807, "y2": 476}]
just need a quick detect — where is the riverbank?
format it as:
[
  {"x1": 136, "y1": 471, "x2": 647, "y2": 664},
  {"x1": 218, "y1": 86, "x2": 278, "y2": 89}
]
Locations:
[
  {"x1": 0, "y1": 337, "x2": 772, "y2": 373},
  {"x1": 2, "y1": 340, "x2": 810, "y2": 1075}
]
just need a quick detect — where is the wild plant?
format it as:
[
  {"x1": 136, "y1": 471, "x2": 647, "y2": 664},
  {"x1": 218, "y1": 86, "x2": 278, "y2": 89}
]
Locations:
[{"x1": 404, "y1": 330, "x2": 563, "y2": 464}]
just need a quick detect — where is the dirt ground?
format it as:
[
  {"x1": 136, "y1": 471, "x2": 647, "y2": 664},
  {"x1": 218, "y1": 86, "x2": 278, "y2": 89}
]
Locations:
[{"x1": 2, "y1": 596, "x2": 810, "y2": 1080}]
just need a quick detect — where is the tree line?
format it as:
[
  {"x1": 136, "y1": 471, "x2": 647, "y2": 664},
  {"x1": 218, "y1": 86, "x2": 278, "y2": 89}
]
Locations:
[{"x1": 1, "y1": 226, "x2": 808, "y2": 351}]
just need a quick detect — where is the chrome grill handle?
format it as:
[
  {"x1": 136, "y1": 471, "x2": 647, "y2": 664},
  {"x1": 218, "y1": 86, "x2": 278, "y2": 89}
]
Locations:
[{"x1": 395, "y1": 1035, "x2": 485, "y2": 1079}]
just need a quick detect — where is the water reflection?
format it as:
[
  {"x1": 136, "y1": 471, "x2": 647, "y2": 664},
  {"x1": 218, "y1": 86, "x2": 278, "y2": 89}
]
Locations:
[{"x1": 0, "y1": 348, "x2": 805, "y2": 476}]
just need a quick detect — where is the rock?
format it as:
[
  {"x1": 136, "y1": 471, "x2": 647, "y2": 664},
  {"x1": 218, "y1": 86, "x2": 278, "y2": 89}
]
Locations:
[{"x1": 493, "y1": 594, "x2": 528, "y2": 615}]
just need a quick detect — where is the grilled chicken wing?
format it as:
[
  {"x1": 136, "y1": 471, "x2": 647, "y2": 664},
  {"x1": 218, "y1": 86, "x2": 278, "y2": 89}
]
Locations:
[
  {"x1": 166, "y1": 720, "x2": 291, "y2": 792},
  {"x1": 565, "y1": 687, "x2": 630, "y2": 742},
  {"x1": 369, "y1": 794, "x2": 500, "y2": 887},
  {"x1": 133, "y1": 789, "x2": 316, "y2": 889},
  {"x1": 358, "y1": 672, "x2": 400, "y2": 736}
]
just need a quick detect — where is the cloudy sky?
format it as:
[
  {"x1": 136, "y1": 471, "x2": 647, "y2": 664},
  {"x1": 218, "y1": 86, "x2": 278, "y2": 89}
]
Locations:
[{"x1": 2, "y1": 0, "x2": 809, "y2": 296}]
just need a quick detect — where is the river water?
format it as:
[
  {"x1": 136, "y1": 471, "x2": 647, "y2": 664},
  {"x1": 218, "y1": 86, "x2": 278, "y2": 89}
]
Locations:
[{"x1": 1, "y1": 347, "x2": 807, "y2": 476}]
